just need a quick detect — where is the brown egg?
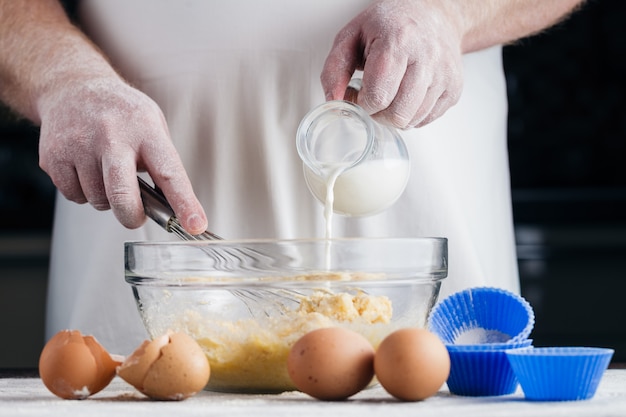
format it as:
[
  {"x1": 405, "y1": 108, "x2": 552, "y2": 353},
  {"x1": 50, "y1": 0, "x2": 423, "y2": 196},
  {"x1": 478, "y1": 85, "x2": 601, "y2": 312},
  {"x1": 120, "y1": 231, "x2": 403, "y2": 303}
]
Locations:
[
  {"x1": 287, "y1": 327, "x2": 375, "y2": 400},
  {"x1": 374, "y1": 328, "x2": 450, "y2": 401},
  {"x1": 39, "y1": 330, "x2": 122, "y2": 399},
  {"x1": 117, "y1": 331, "x2": 210, "y2": 400}
]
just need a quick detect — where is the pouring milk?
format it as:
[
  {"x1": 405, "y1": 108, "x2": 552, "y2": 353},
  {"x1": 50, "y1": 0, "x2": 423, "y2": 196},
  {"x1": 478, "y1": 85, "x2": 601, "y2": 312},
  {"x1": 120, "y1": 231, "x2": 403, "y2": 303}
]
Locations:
[{"x1": 296, "y1": 91, "x2": 411, "y2": 244}]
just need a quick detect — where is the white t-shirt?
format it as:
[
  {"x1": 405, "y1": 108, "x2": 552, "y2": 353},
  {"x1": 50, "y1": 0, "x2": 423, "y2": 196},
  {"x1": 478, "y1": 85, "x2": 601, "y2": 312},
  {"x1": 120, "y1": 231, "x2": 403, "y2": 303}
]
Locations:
[{"x1": 46, "y1": 0, "x2": 519, "y2": 354}]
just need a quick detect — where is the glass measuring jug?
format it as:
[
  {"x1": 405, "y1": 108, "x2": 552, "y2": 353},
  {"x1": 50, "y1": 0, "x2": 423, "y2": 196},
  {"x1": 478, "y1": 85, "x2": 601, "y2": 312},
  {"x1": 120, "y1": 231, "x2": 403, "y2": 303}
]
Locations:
[{"x1": 296, "y1": 80, "x2": 410, "y2": 217}]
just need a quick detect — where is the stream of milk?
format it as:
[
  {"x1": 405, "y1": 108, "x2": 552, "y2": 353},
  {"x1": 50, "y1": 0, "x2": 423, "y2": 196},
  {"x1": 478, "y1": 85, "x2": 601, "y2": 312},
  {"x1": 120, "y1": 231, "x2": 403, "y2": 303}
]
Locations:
[{"x1": 316, "y1": 159, "x2": 410, "y2": 269}]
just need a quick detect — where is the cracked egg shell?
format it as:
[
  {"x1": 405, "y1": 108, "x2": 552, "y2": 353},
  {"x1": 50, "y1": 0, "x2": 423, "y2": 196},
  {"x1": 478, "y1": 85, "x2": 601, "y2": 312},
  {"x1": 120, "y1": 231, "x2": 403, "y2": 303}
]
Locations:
[
  {"x1": 117, "y1": 331, "x2": 210, "y2": 400},
  {"x1": 39, "y1": 330, "x2": 121, "y2": 399}
]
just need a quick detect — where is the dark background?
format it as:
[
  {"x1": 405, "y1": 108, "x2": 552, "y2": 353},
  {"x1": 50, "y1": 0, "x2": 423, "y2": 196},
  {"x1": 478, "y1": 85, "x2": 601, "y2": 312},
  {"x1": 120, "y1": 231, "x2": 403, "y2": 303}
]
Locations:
[
  {"x1": 503, "y1": 0, "x2": 626, "y2": 362},
  {"x1": 1, "y1": 0, "x2": 625, "y2": 367}
]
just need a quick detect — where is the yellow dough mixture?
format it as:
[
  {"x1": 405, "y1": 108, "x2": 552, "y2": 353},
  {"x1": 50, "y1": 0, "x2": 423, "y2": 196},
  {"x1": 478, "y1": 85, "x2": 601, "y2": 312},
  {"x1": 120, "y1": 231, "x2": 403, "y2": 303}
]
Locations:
[{"x1": 184, "y1": 290, "x2": 393, "y2": 393}]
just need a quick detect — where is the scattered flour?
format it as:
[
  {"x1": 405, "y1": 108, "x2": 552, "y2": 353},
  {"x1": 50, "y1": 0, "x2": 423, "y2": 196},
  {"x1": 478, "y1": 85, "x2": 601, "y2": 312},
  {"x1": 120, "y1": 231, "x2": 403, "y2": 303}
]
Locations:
[{"x1": 454, "y1": 328, "x2": 511, "y2": 344}]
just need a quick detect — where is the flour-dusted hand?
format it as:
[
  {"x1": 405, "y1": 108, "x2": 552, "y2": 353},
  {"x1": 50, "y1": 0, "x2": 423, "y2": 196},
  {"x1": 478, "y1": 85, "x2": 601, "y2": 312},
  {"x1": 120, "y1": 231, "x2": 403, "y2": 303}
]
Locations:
[
  {"x1": 322, "y1": 0, "x2": 586, "y2": 130},
  {"x1": 37, "y1": 77, "x2": 208, "y2": 234},
  {"x1": 0, "y1": 0, "x2": 207, "y2": 235},
  {"x1": 321, "y1": 0, "x2": 464, "y2": 129}
]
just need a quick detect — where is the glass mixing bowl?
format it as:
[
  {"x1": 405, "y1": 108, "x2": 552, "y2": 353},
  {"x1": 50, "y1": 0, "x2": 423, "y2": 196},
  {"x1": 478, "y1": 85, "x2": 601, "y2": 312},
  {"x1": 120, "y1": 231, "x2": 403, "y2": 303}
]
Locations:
[{"x1": 124, "y1": 237, "x2": 447, "y2": 393}]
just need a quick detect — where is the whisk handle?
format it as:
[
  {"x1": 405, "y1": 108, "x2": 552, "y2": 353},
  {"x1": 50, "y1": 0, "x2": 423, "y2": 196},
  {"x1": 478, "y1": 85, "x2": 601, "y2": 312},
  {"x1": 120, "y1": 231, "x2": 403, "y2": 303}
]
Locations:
[
  {"x1": 138, "y1": 176, "x2": 175, "y2": 231},
  {"x1": 138, "y1": 176, "x2": 223, "y2": 241}
]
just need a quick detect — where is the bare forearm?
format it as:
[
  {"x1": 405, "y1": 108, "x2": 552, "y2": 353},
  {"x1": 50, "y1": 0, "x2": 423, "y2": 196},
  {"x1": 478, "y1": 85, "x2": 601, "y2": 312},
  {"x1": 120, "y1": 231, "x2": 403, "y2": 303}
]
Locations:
[
  {"x1": 454, "y1": 0, "x2": 586, "y2": 53},
  {"x1": 0, "y1": 0, "x2": 119, "y2": 123}
]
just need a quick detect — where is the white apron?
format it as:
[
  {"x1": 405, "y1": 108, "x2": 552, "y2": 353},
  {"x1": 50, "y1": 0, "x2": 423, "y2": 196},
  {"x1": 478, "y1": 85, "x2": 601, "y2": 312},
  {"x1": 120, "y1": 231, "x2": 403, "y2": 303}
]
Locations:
[{"x1": 46, "y1": 0, "x2": 519, "y2": 354}]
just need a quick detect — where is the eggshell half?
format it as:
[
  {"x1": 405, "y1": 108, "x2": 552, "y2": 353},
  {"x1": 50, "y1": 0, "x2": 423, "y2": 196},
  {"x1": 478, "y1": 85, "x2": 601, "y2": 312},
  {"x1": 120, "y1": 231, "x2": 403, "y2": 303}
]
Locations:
[
  {"x1": 116, "y1": 333, "x2": 170, "y2": 389},
  {"x1": 117, "y1": 331, "x2": 211, "y2": 400},
  {"x1": 39, "y1": 330, "x2": 121, "y2": 399}
]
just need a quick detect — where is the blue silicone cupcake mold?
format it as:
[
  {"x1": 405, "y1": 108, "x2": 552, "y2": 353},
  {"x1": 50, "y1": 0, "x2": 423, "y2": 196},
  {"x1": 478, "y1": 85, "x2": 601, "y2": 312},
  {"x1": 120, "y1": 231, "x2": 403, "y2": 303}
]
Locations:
[
  {"x1": 506, "y1": 347, "x2": 614, "y2": 401},
  {"x1": 428, "y1": 287, "x2": 535, "y2": 344},
  {"x1": 445, "y1": 340, "x2": 533, "y2": 396}
]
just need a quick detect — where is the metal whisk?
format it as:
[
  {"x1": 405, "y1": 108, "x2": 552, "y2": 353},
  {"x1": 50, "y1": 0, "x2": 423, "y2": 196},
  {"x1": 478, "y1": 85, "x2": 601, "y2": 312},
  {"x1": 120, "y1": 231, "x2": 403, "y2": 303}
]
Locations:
[
  {"x1": 137, "y1": 176, "x2": 301, "y2": 317},
  {"x1": 138, "y1": 176, "x2": 222, "y2": 241}
]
